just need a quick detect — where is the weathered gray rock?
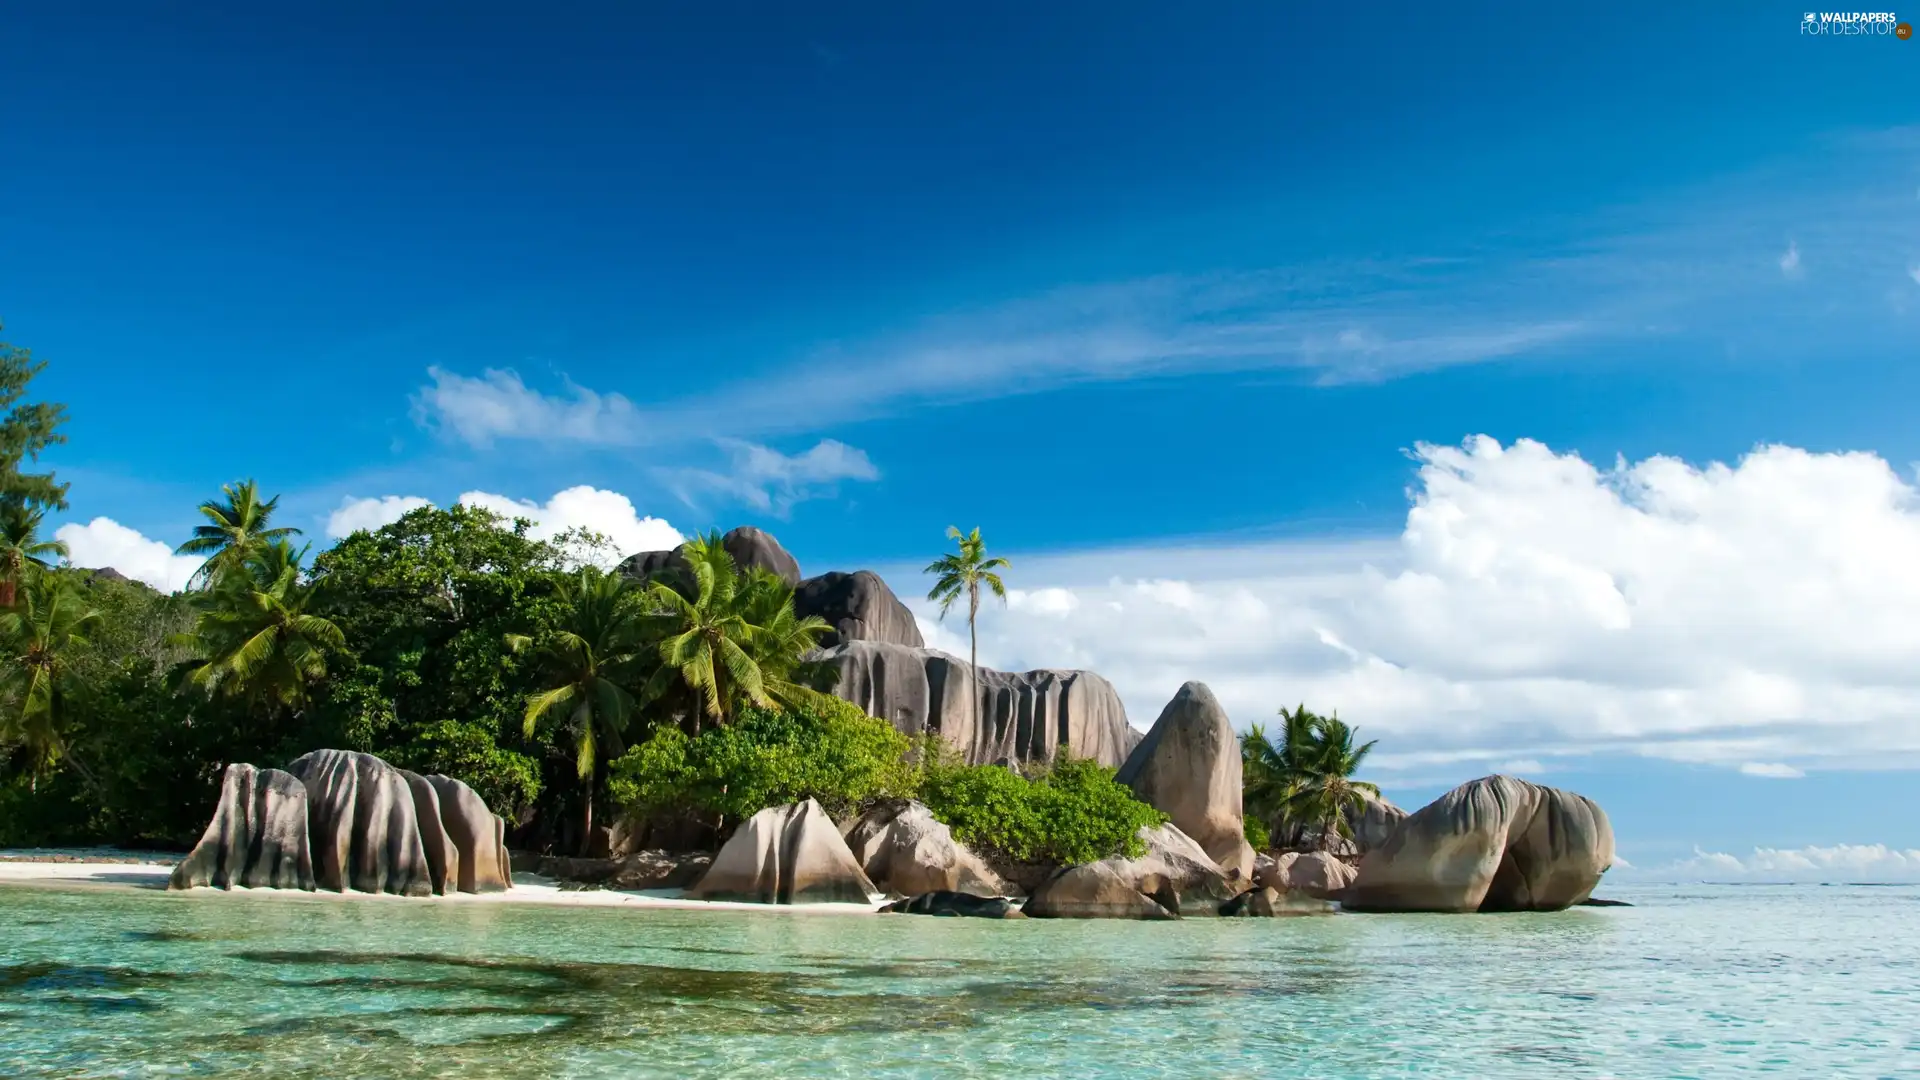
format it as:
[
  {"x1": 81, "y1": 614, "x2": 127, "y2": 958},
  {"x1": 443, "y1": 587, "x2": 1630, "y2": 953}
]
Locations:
[
  {"x1": 821, "y1": 639, "x2": 1139, "y2": 767},
  {"x1": 618, "y1": 526, "x2": 801, "y2": 588},
  {"x1": 793, "y1": 570, "x2": 925, "y2": 648},
  {"x1": 1345, "y1": 775, "x2": 1615, "y2": 913},
  {"x1": 1220, "y1": 886, "x2": 1338, "y2": 917},
  {"x1": 844, "y1": 800, "x2": 1004, "y2": 898},
  {"x1": 536, "y1": 850, "x2": 711, "y2": 890},
  {"x1": 426, "y1": 774, "x2": 513, "y2": 893},
  {"x1": 687, "y1": 799, "x2": 878, "y2": 904},
  {"x1": 1021, "y1": 824, "x2": 1236, "y2": 920},
  {"x1": 169, "y1": 764, "x2": 315, "y2": 891},
  {"x1": 883, "y1": 891, "x2": 1021, "y2": 918},
  {"x1": 287, "y1": 749, "x2": 435, "y2": 897},
  {"x1": 1117, "y1": 682, "x2": 1254, "y2": 877},
  {"x1": 1258, "y1": 851, "x2": 1357, "y2": 900},
  {"x1": 1349, "y1": 791, "x2": 1408, "y2": 855},
  {"x1": 402, "y1": 770, "x2": 458, "y2": 895}
]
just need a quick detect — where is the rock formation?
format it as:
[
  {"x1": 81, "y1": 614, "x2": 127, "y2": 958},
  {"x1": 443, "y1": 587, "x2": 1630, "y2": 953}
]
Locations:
[
  {"x1": 426, "y1": 774, "x2": 513, "y2": 893},
  {"x1": 1349, "y1": 791, "x2": 1408, "y2": 855},
  {"x1": 1219, "y1": 886, "x2": 1336, "y2": 917},
  {"x1": 169, "y1": 764, "x2": 316, "y2": 891},
  {"x1": 535, "y1": 850, "x2": 711, "y2": 890},
  {"x1": 1258, "y1": 851, "x2": 1358, "y2": 900},
  {"x1": 289, "y1": 749, "x2": 437, "y2": 896},
  {"x1": 1116, "y1": 682, "x2": 1254, "y2": 876},
  {"x1": 793, "y1": 570, "x2": 924, "y2": 648},
  {"x1": 821, "y1": 639, "x2": 1139, "y2": 767},
  {"x1": 1021, "y1": 824, "x2": 1237, "y2": 919},
  {"x1": 687, "y1": 799, "x2": 878, "y2": 904},
  {"x1": 618, "y1": 525, "x2": 802, "y2": 589},
  {"x1": 172, "y1": 750, "x2": 513, "y2": 897},
  {"x1": 883, "y1": 891, "x2": 1021, "y2": 918},
  {"x1": 843, "y1": 800, "x2": 1005, "y2": 897},
  {"x1": 1344, "y1": 775, "x2": 1614, "y2": 913}
]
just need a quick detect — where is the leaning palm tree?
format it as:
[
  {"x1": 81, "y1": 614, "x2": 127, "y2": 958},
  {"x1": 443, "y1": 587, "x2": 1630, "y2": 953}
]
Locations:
[
  {"x1": 175, "y1": 540, "x2": 344, "y2": 714},
  {"x1": 924, "y1": 526, "x2": 1009, "y2": 730},
  {"x1": 175, "y1": 479, "x2": 301, "y2": 589},
  {"x1": 0, "y1": 498, "x2": 68, "y2": 608},
  {"x1": 0, "y1": 573, "x2": 101, "y2": 785},
  {"x1": 507, "y1": 566, "x2": 652, "y2": 849}
]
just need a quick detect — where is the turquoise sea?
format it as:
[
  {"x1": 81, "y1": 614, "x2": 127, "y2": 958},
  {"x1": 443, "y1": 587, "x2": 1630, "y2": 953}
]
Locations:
[{"x1": 1, "y1": 880, "x2": 1914, "y2": 1078}]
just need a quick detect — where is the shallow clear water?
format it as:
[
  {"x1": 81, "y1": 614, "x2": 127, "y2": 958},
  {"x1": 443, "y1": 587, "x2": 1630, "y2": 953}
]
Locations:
[{"x1": 2, "y1": 881, "x2": 1915, "y2": 1078}]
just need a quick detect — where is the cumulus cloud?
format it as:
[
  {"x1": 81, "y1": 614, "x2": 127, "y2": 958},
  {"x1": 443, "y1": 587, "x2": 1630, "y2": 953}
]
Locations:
[
  {"x1": 55, "y1": 518, "x2": 204, "y2": 592},
  {"x1": 326, "y1": 495, "x2": 433, "y2": 539},
  {"x1": 1660, "y1": 844, "x2": 1920, "y2": 882},
  {"x1": 411, "y1": 367, "x2": 644, "y2": 448},
  {"x1": 664, "y1": 439, "x2": 879, "y2": 515},
  {"x1": 895, "y1": 436, "x2": 1920, "y2": 778},
  {"x1": 456, "y1": 486, "x2": 683, "y2": 563}
]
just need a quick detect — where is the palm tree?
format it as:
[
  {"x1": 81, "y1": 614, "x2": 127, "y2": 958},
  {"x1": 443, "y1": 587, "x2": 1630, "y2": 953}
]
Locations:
[
  {"x1": 507, "y1": 565, "x2": 653, "y2": 849},
  {"x1": 636, "y1": 534, "x2": 833, "y2": 730},
  {"x1": 0, "y1": 498, "x2": 68, "y2": 608},
  {"x1": 924, "y1": 526, "x2": 1009, "y2": 733},
  {"x1": 175, "y1": 480, "x2": 301, "y2": 589},
  {"x1": 0, "y1": 574, "x2": 101, "y2": 785},
  {"x1": 176, "y1": 540, "x2": 344, "y2": 713},
  {"x1": 1247, "y1": 704, "x2": 1380, "y2": 850}
]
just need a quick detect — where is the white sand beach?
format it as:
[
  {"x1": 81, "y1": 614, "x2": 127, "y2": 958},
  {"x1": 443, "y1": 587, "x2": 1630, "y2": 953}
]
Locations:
[{"x1": 0, "y1": 853, "x2": 889, "y2": 915}]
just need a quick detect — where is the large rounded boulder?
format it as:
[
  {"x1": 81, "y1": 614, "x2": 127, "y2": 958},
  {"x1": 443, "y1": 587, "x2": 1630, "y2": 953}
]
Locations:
[
  {"x1": 169, "y1": 764, "x2": 315, "y2": 891},
  {"x1": 1344, "y1": 775, "x2": 1614, "y2": 913},
  {"x1": 1022, "y1": 824, "x2": 1238, "y2": 919},
  {"x1": 843, "y1": 800, "x2": 1005, "y2": 898},
  {"x1": 793, "y1": 570, "x2": 925, "y2": 648},
  {"x1": 288, "y1": 749, "x2": 437, "y2": 897},
  {"x1": 619, "y1": 525, "x2": 802, "y2": 589},
  {"x1": 687, "y1": 799, "x2": 878, "y2": 904},
  {"x1": 1115, "y1": 682, "x2": 1254, "y2": 877},
  {"x1": 425, "y1": 774, "x2": 514, "y2": 893}
]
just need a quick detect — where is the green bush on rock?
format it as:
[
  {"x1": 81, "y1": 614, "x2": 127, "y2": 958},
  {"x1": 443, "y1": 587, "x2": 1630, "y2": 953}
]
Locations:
[{"x1": 919, "y1": 755, "x2": 1167, "y2": 866}]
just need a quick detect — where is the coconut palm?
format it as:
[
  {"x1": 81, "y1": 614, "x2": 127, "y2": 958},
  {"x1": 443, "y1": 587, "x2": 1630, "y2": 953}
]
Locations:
[
  {"x1": 0, "y1": 573, "x2": 101, "y2": 783},
  {"x1": 175, "y1": 480, "x2": 301, "y2": 589},
  {"x1": 924, "y1": 526, "x2": 1009, "y2": 732},
  {"x1": 1250, "y1": 704, "x2": 1380, "y2": 849},
  {"x1": 507, "y1": 565, "x2": 652, "y2": 848},
  {"x1": 0, "y1": 498, "x2": 68, "y2": 608},
  {"x1": 176, "y1": 540, "x2": 344, "y2": 713},
  {"x1": 637, "y1": 535, "x2": 832, "y2": 729}
]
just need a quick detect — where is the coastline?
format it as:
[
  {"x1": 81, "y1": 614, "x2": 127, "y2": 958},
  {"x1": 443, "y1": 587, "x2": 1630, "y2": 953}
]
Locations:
[{"x1": 0, "y1": 853, "x2": 891, "y2": 916}]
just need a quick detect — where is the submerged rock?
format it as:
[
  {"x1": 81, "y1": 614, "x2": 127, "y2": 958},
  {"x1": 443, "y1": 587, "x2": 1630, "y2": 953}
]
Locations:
[
  {"x1": 288, "y1": 749, "x2": 436, "y2": 897},
  {"x1": 821, "y1": 639, "x2": 1139, "y2": 767},
  {"x1": 687, "y1": 799, "x2": 878, "y2": 904},
  {"x1": 883, "y1": 891, "x2": 1020, "y2": 918},
  {"x1": 844, "y1": 800, "x2": 1005, "y2": 898},
  {"x1": 1345, "y1": 775, "x2": 1615, "y2": 913},
  {"x1": 169, "y1": 764, "x2": 315, "y2": 891},
  {"x1": 1116, "y1": 682, "x2": 1255, "y2": 877},
  {"x1": 1220, "y1": 886, "x2": 1337, "y2": 917}
]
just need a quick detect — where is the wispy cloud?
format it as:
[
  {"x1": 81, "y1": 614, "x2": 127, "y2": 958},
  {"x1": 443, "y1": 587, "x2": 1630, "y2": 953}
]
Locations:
[
  {"x1": 1646, "y1": 843, "x2": 1920, "y2": 882},
  {"x1": 1778, "y1": 240, "x2": 1803, "y2": 278},
  {"x1": 411, "y1": 367, "x2": 645, "y2": 448},
  {"x1": 662, "y1": 438, "x2": 880, "y2": 516},
  {"x1": 1739, "y1": 762, "x2": 1805, "y2": 779}
]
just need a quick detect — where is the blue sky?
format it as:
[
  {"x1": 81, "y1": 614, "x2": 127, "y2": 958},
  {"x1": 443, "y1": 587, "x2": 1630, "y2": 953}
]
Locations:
[{"x1": 5, "y1": 4, "x2": 1920, "y2": 876}]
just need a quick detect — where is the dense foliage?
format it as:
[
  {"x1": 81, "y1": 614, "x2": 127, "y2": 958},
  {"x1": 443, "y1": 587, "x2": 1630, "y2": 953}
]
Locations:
[
  {"x1": 1242, "y1": 704, "x2": 1380, "y2": 851},
  {"x1": 918, "y1": 754, "x2": 1167, "y2": 865}
]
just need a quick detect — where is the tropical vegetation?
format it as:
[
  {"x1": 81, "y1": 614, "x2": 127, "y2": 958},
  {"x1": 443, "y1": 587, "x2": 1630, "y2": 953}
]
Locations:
[{"x1": 1241, "y1": 703, "x2": 1380, "y2": 851}]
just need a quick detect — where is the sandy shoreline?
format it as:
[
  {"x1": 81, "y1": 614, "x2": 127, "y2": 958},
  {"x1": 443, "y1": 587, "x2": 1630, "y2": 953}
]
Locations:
[{"x1": 0, "y1": 854, "x2": 889, "y2": 915}]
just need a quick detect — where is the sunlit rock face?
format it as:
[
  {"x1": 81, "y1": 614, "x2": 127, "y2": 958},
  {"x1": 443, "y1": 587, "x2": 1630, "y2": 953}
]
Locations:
[
  {"x1": 1116, "y1": 682, "x2": 1254, "y2": 877},
  {"x1": 1345, "y1": 775, "x2": 1614, "y2": 913},
  {"x1": 821, "y1": 639, "x2": 1139, "y2": 767},
  {"x1": 171, "y1": 750, "x2": 513, "y2": 898},
  {"x1": 686, "y1": 799, "x2": 877, "y2": 905}
]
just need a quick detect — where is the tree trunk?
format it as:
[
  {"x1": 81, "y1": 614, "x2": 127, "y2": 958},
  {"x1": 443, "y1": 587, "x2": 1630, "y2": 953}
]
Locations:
[
  {"x1": 0, "y1": 578, "x2": 14, "y2": 609},
  {"x1": 968, "y1": 582, "x2": 980, "y2": 738},
  {"x1": 580, "y1": 774, "x2": 595, "y2": 856}
]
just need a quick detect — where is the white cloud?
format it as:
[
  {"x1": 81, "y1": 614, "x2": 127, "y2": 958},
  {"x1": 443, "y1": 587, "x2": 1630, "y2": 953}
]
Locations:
[
  {"x1": 55, "y1": 518, "x2": 204, "y2": 592},
  {"x1": 326, "y1": 495, "x2": 432, "y2": 539},
  {"x1": 664, "y1": 439, "x2": 879, "y2": 515},
  {"x1": 1494, "y1": 759, "x2": 1549, "y2": 776},
  {"x1": 1660, "y1": 844, "x2": 1920, "y2": 882},
  {"x1": 411, "y1": 367, "x2": 644, "y2": 448},
  {"x1": 456, "y1": 486, "x2": 683, "y2": 563},
  {"x1": 892, "y1": 436, "x2": 1920, "y2": 778},
  {"x1": 1739, "y1": 762, "x2": 1805, "y2": 779},
  {"x1": 1778, "y1": 240, "x2": 1803, "y2": 278}
]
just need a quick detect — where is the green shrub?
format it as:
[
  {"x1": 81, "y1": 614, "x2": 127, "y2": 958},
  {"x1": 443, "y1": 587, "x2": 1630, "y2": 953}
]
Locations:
[
  {"x1": 608, "y1": 697, "x2": 916, "y2": 827},
  {"x1": 920, "y1": 754, "x2": 1167, "y2": 865},
  {"x1": 1242, "y1": 814, "x2": 1271, "y2": 852}
]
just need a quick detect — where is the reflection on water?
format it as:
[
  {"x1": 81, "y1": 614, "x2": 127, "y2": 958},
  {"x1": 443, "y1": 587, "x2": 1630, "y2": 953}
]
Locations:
[{"x1": 1, "y1": 882, "x2": 1915, "y2": 1078}]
